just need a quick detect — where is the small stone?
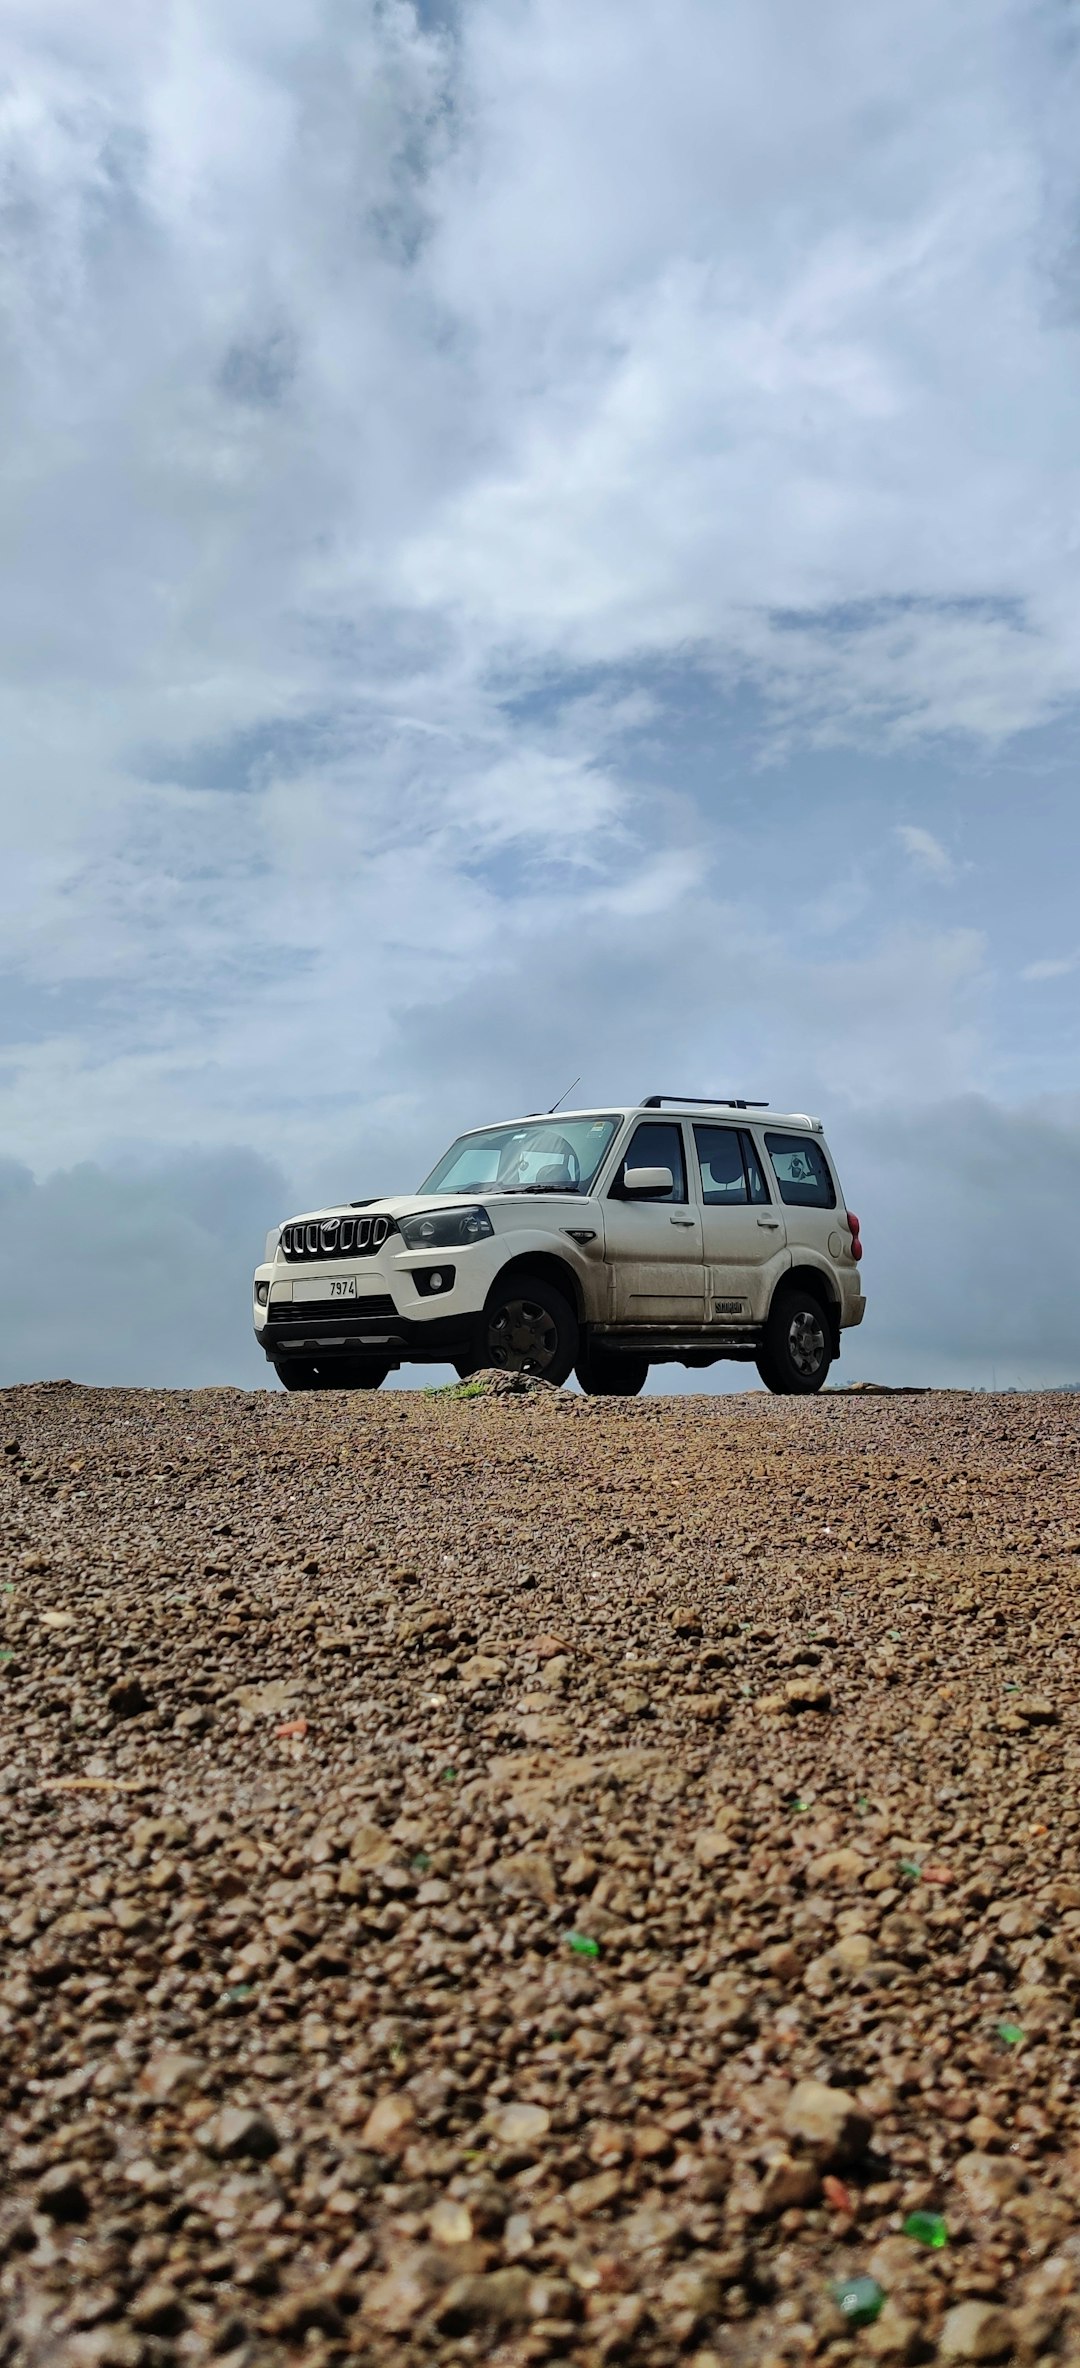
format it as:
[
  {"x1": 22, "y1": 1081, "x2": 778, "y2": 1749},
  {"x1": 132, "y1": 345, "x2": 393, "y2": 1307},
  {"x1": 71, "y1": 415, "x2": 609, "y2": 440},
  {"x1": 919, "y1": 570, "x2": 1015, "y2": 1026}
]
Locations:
[
  {"x1": 362, "y1": 2246, "x2": 453, "y2": 2333},
  {"x1": 361, "y1": 2092, "x2": 416, "y2": 2155},
  {"x1": 174, "y1": 1704, "x2": 214, "y2": 1735},
  {"x1": 783, "y1": 1677, "x2": 832, "y2": 1712},
  {"x1": 493, "y1": 2100, "x2": 551, "y2": 2147},
  {"x1": 758, "y1": 2154, "x2": 821, "y2": 2213},
  {"x1": 953, "y1": 2152, "x2": 1024, "y2": 2212},
  {"x1": 1014, "y1": 1696, "x2": 1057, "y2": 1724},
  {"x1": 783, "y1": 2079, "x2": 872, "y2": 2164},
  {"x1": 660, "y1": 2259, "x2": 724, "y2": 2326},
  {"x1": 694, "y1": 1828, "x2": 737, "y2": 1866},
  {"x1": 36, "y1": 2162, "x2": 90, "y2": 2222},
  {"x1": 863, "y1": 2300, "x2": 921, "y2": 2360},
  {"x1": 939, "y1": 2300, "x2": 1014, "y2": 2360},
  {"x1": 129, "y1": 2284, "x2": 188, "y2": 2335},
  {"x1": 430, "y1": 2197, "x2": 474, "y2": 2247},
  {"x1": 138, "y1": 2052, "x2": 202, "y2": 2101},
  {"x1": 205, "y1": 2106, "x2": 279, "y2": 2161},
  {"x1": 435, "y1": 2267, "x2": 533, "y2": 2333}
]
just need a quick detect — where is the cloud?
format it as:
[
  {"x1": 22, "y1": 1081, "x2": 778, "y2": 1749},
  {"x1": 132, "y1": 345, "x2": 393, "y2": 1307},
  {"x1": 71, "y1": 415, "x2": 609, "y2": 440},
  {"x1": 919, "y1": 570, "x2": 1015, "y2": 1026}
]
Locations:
[
  {"x1": 895, "y1": 823, "x2": 954, "y2": 880},
  {"x1": 0, "y1": 1150, "x2": 288, "y2": 1388},
  {"x1": 1022, "y1": 953, "x2": 1078, "y2": 983},
  {"x1": 834, "y1": 1094, "x2": 1080, "y2": 1387}
]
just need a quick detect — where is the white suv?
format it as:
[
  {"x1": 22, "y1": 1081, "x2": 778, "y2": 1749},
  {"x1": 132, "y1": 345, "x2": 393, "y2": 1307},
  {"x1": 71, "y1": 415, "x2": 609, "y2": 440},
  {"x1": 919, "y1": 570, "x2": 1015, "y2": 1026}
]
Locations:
[{"x1": 252, "y1": 1097, "x2": 865, "y2": 1397}]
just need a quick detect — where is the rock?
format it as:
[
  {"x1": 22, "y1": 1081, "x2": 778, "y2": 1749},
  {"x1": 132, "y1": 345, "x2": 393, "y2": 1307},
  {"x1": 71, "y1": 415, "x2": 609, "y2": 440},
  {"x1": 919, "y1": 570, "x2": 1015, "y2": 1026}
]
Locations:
[
  {"x1": 782, "y1": 1676, "x2": 832, "y2": 1711},
  {"x1": 129, "y1": 2283, "x2": 188, "y2": 2335},
  {"x1": 493, "y1": 2100, "x2": 551, "y2": 2147},
  {"x1": 36, "y1": 2162, "x2": 90, "y2": 2222},
  {"x1": 660, "y1": 2259, "x2": 724, "y2": 2328},
  {"x1": 781, "y1": 2079, "x2": 872, "y2": 2164},
  {"x1": 175, "y1": 1704, "x2": 214, "y2": 1735},
  {"x1": 363, "y1": 2246, "x2": 454, "y2": 2333},
  {"x1": 863, "y1": 2300, "x2": 921, "y2": 2360},
  {"x1": 348, "y1": 1822, "x2": 398, "y2": 1869},
  {"x1": 1015, "y1": 1696, "x2": 1058, "y2": 1724},
  {"x1": 429, "y1": 2197, "x2": 474, "y2": 2246},
  {"x1": 434, "y1": 2267, "x2": 534, "y2": 2333},
  {"x1": 939, "y1": 2300, "x2": 1015, "y2": 2360},
  {"x1": 758, "y1": 2153, "x2": 821, "y2": 2212},
  {"x1": 204, "y1": 2106, "x2": 280, "y2": 2161},
  {"x1": 261, "y1": 2280, "x2": 348, "y2": 2338},
  {"x1": 694, "y1": 1828, "x2": 737, "y2": 1866},
  {"x1": 954, "y1": 2151, "x2": 1025, "y2": 2212},
  {"x1": 492, "y1": 1850, "x2": 557, "y2": 1904},
  {"x1": 137, "y1": 2051, "x2": 202, "y2": 2101},
  {"x1": 361, "y1": 2093, "x2": 416, "y2": 2154}
]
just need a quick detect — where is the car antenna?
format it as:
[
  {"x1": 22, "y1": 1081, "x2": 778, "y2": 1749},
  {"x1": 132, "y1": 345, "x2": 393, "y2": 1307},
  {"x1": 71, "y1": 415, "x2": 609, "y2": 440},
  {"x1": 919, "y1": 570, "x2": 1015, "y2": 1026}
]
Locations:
[{"x1": 547, "y1": 1075, "x2": 581, "y2": 1114}]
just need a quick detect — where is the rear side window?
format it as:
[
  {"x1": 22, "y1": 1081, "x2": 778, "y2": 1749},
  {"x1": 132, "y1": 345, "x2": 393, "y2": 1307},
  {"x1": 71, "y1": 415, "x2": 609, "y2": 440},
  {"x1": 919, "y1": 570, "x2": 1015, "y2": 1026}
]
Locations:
[
  {"x1": 765, "y1": 1132, "x2": 836, "y2": 1209},
  {"x1": 693, "y1": 1125, "x2": 771, "y2": 1207},
  {"x1": 610, "y1": 1121, "x2": 687, "y2": 1204}
]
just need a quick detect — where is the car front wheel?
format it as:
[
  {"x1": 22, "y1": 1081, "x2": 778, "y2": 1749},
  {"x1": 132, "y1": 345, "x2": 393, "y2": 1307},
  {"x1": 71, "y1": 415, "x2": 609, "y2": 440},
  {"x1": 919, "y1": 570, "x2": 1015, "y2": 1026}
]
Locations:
[
  {"x1": 463, "y1": 1273, "x2": 579, "y2": 1385},
  {"x1": 756, "y1": 1287, "x2": 833, "y2": 1395}
]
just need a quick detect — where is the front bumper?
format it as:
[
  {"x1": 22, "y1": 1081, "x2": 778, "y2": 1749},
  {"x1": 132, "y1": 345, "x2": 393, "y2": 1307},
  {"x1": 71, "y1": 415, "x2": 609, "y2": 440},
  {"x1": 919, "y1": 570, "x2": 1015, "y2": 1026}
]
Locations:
[{"x1": 256, "y1": 1288, "x2": 478, "y2": 1366}]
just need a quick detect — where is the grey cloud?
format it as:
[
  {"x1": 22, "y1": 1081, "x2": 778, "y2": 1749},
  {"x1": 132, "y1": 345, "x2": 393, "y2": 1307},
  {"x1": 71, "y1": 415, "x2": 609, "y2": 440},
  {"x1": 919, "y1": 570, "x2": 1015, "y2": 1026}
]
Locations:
[{"x1": 0, "y1": 1150, "x2": 289, "y2": 1388}]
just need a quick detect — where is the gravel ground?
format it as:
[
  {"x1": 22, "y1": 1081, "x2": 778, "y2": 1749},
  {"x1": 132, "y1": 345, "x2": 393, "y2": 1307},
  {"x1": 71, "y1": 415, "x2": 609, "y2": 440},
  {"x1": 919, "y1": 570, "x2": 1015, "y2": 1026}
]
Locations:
[{"x1": 3, "y1": 1377, "x2": 1080, "y2": 2368}]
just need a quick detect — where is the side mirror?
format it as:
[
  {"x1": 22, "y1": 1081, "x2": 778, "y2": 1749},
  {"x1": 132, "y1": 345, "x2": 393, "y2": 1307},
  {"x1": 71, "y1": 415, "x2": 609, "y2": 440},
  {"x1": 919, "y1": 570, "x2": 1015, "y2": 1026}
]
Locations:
[{"x1": 623, "y1": 1165, "x2": 674, "y2": 1195}]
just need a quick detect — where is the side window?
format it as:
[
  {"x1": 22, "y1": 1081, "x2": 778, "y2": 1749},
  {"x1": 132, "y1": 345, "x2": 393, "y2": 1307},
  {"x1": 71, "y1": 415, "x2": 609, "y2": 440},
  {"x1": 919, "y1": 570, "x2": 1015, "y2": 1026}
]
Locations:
[
  {"x1": 694, "y1": 1125, "x2": 748, "y2": 1205},
  {"x1": 610, "y1": 1121, "x2": 687, "y2": 1204},
  {"x1": 739, "y1": 1130, "x2": 771, "y2": 1206},
  {"x1": 765, "y1": 1131, "x2": 836, "y2": 1209}
]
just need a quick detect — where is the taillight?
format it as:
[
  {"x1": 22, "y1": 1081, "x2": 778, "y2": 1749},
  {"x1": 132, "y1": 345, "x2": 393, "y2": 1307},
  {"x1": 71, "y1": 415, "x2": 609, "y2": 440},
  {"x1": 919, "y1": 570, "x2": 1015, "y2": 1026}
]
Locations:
[{"x1": 846, "y1": 1210, "x2": 863, "y2": 1263}]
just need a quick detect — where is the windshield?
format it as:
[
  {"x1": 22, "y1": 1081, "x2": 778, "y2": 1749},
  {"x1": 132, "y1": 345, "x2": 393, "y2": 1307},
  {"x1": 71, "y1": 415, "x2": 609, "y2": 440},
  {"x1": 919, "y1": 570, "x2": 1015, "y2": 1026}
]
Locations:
[{"x1": 419, "y1": 1115, "x2": 621, "y2": 1196}]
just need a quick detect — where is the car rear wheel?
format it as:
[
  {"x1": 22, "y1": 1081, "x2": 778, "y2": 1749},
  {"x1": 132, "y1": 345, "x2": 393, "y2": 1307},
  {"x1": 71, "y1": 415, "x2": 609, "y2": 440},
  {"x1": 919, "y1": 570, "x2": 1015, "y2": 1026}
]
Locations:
[
  {"x1": 755, "y1": 1286, "x2": 833, "y2": 1395},
  {"x1": 273, "y1": 1359, "x2": 390, "y2": 1392},
  {"x1": 460, "y1": 1273, "x2": 579, "y2": 1385},
  {"x1": 575, "y1": 1344, "x2": 649, "y2": 1396}
]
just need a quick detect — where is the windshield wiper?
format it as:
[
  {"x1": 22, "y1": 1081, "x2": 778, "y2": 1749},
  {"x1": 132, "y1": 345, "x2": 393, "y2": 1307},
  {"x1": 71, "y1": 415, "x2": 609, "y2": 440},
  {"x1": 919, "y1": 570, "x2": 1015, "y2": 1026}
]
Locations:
[{"x1": 501, "y1": 1183, "x2": 584, "y2": 1195}]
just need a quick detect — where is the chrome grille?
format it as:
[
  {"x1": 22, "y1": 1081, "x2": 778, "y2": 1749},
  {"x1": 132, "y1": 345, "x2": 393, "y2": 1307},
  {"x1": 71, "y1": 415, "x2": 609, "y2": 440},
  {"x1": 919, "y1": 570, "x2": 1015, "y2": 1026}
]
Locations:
[{"x1": 279, "y1": 1214, "x2": 393, "y2": 1262}]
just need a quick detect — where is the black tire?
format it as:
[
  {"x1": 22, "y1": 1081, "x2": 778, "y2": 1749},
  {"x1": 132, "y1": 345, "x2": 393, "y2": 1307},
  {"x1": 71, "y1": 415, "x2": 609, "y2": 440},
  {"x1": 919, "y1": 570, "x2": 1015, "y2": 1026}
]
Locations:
[
  {"x1": 756, "y1": 1285, "x2": 833, "y2": 1396},
  {"x1": 575, "y1": 1343, "x2": 649, "y2": 1397},
  {"x1": 273, "y1": 1359, "x2": 390, "y2": 1393},
  {"x1": 463, "y1": 1272, "x2": 579, "y2": 1385}
]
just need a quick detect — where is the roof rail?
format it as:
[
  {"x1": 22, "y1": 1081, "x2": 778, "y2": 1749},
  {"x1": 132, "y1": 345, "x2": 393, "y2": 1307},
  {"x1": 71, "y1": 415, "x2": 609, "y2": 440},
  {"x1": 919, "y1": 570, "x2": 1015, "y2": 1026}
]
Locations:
[{"x1": 642, "y1": 1094, "x2": 769, "y2": 1111}]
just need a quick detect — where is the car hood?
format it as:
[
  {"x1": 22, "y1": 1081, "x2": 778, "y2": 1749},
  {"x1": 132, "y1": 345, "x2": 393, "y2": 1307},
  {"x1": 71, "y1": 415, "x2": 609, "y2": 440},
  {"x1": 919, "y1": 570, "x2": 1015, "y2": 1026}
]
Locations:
[{"x1": 277, "y1": 1190, "x2": 600, "y2": 1227}]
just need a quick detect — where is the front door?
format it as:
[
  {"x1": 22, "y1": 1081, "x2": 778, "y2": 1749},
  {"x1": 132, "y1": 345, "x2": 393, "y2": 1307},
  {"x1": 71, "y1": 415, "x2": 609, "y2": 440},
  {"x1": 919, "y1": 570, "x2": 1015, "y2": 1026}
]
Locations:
[
  {"x1": 602, "y1": 1120, "x2": 705, "y2": 1323},
  {"x1": 692, "y1": 1123, "x2": 787, "y2": 1322}
]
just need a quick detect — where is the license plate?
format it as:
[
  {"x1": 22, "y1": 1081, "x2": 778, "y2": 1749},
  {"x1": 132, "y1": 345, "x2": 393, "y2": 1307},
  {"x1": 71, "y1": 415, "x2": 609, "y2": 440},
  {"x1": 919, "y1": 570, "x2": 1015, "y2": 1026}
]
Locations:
[{"x1": 294, "y1": 1276, "x2": 358, "y2": 1301}]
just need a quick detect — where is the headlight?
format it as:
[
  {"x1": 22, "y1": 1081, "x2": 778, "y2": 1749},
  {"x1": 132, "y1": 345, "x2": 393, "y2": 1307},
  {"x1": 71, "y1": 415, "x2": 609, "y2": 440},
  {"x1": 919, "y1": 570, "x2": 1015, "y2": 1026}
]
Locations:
[
  {"x1": 264, "y1": 1228, "x2": 281, "y2": 1262},
  {"x1": 398, "y1": 1205, "x2": 493, "y2": 1249}
]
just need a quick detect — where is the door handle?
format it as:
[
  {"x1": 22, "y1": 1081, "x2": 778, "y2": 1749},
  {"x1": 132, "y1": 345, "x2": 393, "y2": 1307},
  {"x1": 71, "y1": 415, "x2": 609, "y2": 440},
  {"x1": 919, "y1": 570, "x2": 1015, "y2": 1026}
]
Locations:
[
  {"x1": 757, "y1": 1219, "x2": 781, "y2": 1230},
  {"x1": 669, "y1": 1216, "x2": 696, "y2": 1227}
]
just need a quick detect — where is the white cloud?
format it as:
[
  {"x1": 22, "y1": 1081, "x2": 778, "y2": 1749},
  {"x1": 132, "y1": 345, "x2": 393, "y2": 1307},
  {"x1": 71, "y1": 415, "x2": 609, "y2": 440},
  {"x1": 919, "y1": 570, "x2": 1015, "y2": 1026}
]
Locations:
[
  {"x1": 1022, "y1": 953, "x2": 1078, "y2": 982},
  {"x1": 895, "y1": 823, "x2": 954, "y2": 880}
]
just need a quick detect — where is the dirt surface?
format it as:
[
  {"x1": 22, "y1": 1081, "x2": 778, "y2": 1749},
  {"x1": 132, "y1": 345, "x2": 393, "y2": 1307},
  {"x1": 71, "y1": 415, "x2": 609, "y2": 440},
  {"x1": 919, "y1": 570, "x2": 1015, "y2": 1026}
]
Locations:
[{"x1": 3, "y1": 1379, "x2": 1080, "y2": 2368}]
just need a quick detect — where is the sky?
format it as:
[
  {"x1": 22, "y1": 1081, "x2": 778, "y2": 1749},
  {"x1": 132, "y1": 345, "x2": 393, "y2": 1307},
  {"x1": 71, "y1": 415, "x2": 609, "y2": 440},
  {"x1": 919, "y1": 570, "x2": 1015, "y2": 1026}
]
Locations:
[{"x1": 1, "y1": 0, "x2": 1079, "y2": 1392}]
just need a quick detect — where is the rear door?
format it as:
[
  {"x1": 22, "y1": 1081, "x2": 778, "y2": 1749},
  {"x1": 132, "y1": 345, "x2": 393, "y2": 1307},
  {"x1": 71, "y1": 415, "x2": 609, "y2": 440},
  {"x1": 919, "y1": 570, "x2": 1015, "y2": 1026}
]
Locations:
[
  {"x1": 759, "y1": 1126, "x2": 839, "y2": 1271},
  {"x1": 602, "y1": 1120, "x2": 705, "y2": 1323},
  {"x1": 692, "y1": 1123, "x2": 786, "y2": 1321}
]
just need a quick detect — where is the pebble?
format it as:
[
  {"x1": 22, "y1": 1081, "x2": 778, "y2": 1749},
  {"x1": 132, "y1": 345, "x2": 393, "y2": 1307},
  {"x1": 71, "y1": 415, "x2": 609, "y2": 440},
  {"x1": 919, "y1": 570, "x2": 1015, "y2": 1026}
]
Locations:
[{"x1": 3, "y1": 1380, "x2": 1080, "y2": 2368}]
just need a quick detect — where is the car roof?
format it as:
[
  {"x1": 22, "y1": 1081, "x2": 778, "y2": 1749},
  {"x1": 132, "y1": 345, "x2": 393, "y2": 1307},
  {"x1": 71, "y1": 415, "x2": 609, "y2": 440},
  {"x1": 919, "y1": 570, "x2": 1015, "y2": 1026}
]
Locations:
[{"x1": 462, "y1": 1105, "x2": 824, "y2": 1134}]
